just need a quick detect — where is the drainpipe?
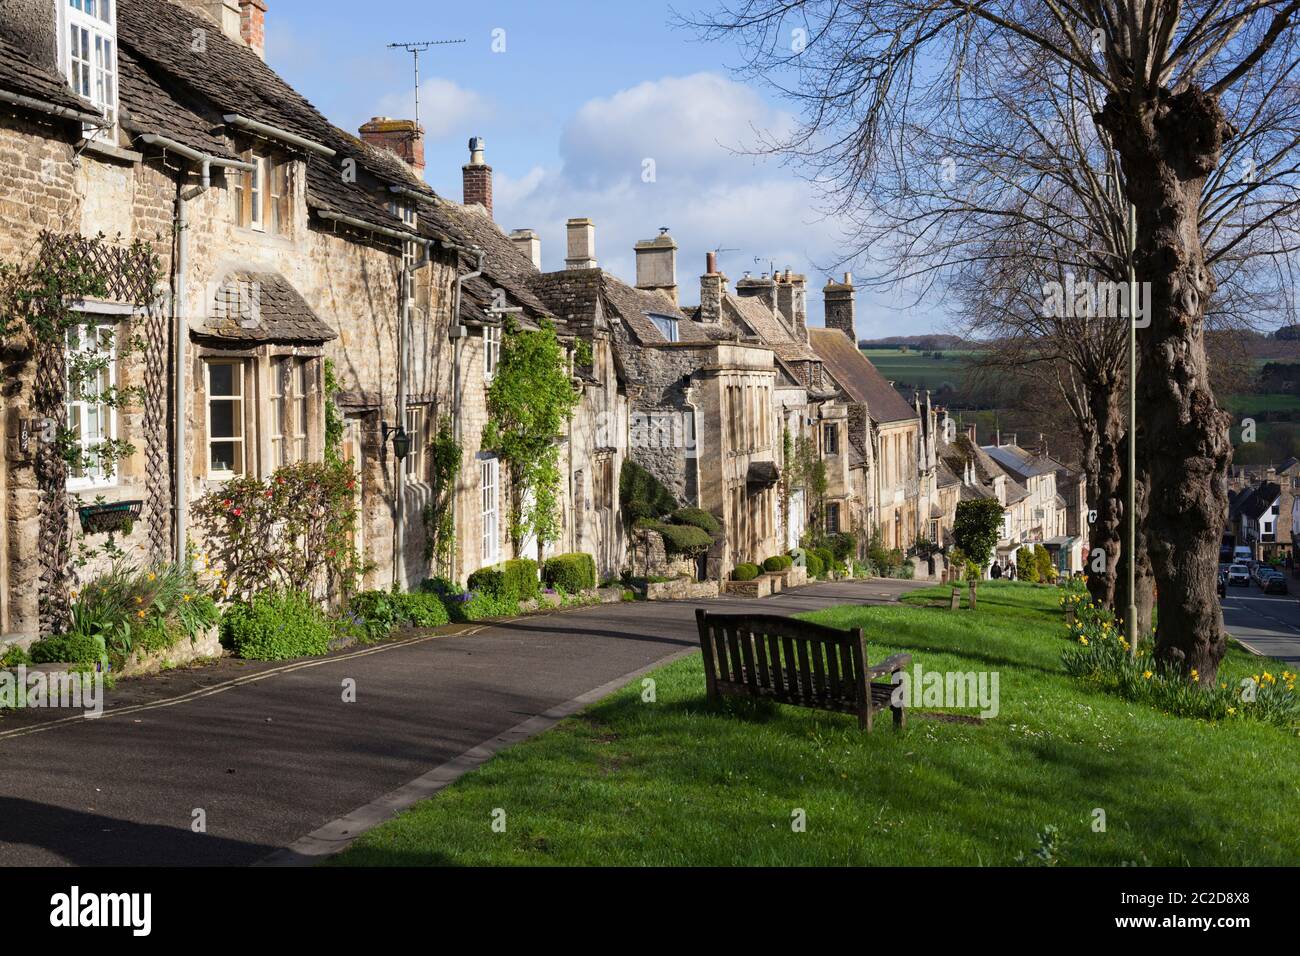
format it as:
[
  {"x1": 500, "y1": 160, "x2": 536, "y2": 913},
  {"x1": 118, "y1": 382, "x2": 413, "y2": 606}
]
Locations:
[
  {"x1": 140, "y1": 135, "x2": 254, "y2": 563},
  {"x1": 395, "y1": 238, "x2": 435, "y2": 589},
  {"x1": 449, "y1": 249, "x2": 485, "y2": 585}
]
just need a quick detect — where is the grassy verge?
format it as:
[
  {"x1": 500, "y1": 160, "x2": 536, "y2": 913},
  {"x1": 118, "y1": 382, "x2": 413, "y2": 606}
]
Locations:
[{"x1": 332, "y1": 581, "x2": 1300, "y2": 866}]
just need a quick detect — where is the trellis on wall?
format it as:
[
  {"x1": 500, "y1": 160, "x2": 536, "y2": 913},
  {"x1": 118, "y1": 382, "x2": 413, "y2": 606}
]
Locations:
[{"x1": 27, "y1": 232, "x2": 166, "y2": 632}]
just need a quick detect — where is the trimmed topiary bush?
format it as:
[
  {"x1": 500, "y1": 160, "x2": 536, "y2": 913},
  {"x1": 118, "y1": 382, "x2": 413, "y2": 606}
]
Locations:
[
  {"x1": 813, "y1": 547, "x2": 834, "y2": 575},
  {"x1": 763, "y1": 555, "x2": 793, "y2": 573},
  {"x1": 671, "y1": 507, "x2": 720, "y2": 535},
  {"x1": 469, "y1": 559, "x2": 543, "y2": 602},
  {"x1": 805, "y1": 552, "x2": 825, "y2": 578},
  {"x1": 619, "y1": 460, "x2": 677, "y2": 526},
  {"x1": 732, "y1": 563, "x2": 761, "y2": 581},
  {"x1": 221, "y1": 591, "x2": 332, "y2": 661},
  {"x1": 641, "y1": 520, "x2": 713, "y2": 556},
  {"x1": 542, "y1": 553, "x2": 597, "y2": 594}
]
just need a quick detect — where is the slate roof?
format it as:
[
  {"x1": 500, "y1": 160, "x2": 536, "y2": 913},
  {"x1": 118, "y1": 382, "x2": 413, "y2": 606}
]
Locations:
[
  {"x1": 725, "y1": 294, "x2": 818, "y2": 363},
  {"x1": 117, "y1": 0, "x2": 447, "y2": 244},
  {"x1": 116, "y1": 46, "x2": 235, "y2": 158},
  {"x1": 422, "y1": 201, "x2": 553, "y2": 325},
  {"x1": 199, "y1": 271, "x2": 337, "y2": 343},
  {"x1": 982, "y1": 444, "x2": 1059, "y2": 481},
  {"x1": 1239, "y1": 482, "x2": 1282, "y2": 520},
  {"x1": 532, "y1": 269, "x2": 704, "y2": 346},
  {"x1": 809, "y1": 327, "x2": 918, "y2": 424},
  {"x1": 0, "y1": 35, "x2": 91, "y2": 116}
]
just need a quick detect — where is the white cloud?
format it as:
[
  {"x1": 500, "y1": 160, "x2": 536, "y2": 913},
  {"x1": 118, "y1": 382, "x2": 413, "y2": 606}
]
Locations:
[
  {"x1": 487, "y1": 73, "x2": 942, "y2": 334},
  {"x1": 374, "y1": 78, "x2": 493, "y2": 140}
]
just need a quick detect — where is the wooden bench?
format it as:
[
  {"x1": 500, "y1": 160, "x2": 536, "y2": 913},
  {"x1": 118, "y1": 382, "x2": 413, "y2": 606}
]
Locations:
[{"x1": 694, "y1": 609, "x2": 912, "y2": 731}]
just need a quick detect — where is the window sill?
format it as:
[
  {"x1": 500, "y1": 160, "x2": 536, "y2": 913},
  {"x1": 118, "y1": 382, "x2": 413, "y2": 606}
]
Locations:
[{"x1": 80, "y1": 136, "x2": 140, "y2": 166}]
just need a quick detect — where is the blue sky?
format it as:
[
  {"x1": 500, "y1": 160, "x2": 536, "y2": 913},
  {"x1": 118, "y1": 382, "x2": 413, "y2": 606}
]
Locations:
[{"x1": 265, "y1": 0, "x2": 937, "y2": 335}]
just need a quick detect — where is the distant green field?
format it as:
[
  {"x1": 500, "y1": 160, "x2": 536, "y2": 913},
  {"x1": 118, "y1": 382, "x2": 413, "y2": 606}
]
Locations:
[
  {"x1": 859, "y1": 348, "x2": 980, "y2": 391},
  {"x1": 1221, "y1": 393, "x2": 1300, "y2": 416}
]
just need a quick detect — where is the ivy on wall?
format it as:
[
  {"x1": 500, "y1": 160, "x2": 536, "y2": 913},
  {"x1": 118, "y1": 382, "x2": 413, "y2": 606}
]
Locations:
[{"x1": 483, "y1": 320, "x2": 580, "y2": 561}]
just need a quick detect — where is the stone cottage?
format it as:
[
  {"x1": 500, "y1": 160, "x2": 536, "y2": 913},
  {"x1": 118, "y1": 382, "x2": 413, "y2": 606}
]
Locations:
[{"x1": 0, "y1": 0, "x2": 486, "y2": 642}]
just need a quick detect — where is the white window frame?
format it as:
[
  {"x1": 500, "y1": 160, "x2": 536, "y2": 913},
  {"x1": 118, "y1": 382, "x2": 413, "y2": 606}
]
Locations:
[
  {"x1": 649, "y1": 312, "x2": 679, "y2": 342},
  {"x1": 404, "y1": 405, "x2": 427, "y2": 481},
  {"x1": 481, "y1": 457, "x2": 500, "y2": 566},
  {"x1": 484, "y1": 325, "x2": 501, "y2": 381},
  {"x1": 59, "y1": 0, "x2": 117, "y2": 138},
  {"x1": 65, "y1": 320, "x2": 119, "y2": 491},
  {"x1": 206, "y1": 360, "x2": 246, "y2": 479},
  {"x1": 250, "y1": 155, "x2": 268, "y2": 232}
]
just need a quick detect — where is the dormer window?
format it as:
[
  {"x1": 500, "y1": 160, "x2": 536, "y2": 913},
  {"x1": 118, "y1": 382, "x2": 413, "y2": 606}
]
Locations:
[
  {"x1": 59, "y1": 0, "x2": 117, "y2": 136},
  {"x1": 648, "y1": 312, "x2": 679, "y2": 343}
]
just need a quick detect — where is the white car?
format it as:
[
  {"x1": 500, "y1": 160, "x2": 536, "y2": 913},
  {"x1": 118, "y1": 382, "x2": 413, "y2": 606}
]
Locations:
[{"x1": 1227, "y1": 564, "x2": 1251, "y2": 587}]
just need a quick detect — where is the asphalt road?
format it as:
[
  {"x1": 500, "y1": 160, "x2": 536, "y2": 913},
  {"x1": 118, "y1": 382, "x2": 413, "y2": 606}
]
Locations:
[
  {"x1": 1222, "y1": 580, "x2": 1300, "y2": 665},
  {"x1": 0, "y1": 578, "x2": 923, "y2": 867}
]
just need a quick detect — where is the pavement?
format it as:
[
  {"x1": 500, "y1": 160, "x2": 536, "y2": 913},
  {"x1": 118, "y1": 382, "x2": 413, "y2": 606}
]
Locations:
[
  {"x1": 1222, "y1": 582, "x2": 1300, "y2": 665},
  {"x1": 0, "y1": 577, "x2": 924, "y2": 866}
]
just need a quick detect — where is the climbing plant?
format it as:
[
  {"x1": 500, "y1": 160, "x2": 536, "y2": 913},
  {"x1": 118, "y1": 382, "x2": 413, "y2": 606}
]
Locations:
[
  {"x1": 323, "y1": 357, "x2": 345, "y2": 465},
  {"x1": 482, "y1": 320, "x2": 580, "y2": 560},
  {"x1": 0, "y1": 232, "x2": 158, "y2": 633},
  {"x1": 422, "y1": 415, "x2": 462, "y2": 574}
]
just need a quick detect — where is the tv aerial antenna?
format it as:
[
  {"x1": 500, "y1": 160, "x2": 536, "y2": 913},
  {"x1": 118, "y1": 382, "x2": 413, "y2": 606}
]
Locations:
[{"x1": 387, "y1": 39, "x2": 466, "y2": 130}]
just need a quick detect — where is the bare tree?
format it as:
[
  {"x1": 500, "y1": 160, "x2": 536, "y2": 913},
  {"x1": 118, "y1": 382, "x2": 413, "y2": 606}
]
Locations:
[{"x1": 688, "y1": 0, "x2": 1300, "y2": 682}]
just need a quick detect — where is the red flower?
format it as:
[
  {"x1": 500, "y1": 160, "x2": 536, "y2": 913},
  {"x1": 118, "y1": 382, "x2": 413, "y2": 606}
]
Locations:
[{"x1": 232, "y1": 508, "x2": 243, "y2": 517}]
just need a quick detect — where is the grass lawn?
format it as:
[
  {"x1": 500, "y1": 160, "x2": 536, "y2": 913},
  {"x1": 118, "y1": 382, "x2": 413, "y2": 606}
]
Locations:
[
  {"x1": 331, "y1": 582, "x2": 1300, "y2": 866},
  {"x1": 859, "y1": 348, "x2": 979, "y2": 391}
]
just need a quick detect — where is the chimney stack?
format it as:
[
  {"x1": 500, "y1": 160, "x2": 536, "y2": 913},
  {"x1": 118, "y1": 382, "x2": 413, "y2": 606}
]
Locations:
[
  {"x1": 736, "y1": 272, "x2": 778, "y2": 314},
  {"x1": 824, "y1": 272, "x2": 857, "y2": 345},
  {"x1": 565, "y1": 218, "x2": 597, "y2": 269},
  {"x1": 359, "y1": 117, "x2": 426, "y2": 176},
  {"x1": 176, "y1": 1, "x2": 246, "y2": 47},
  {"x1": 775, "y1": 268, "x2": 809, "y2": 343},
  {"x1": 510, "y1": 229, "x2": 542, "y2": 270},
  {"x1": 239, "y1": 0, "x2": 267, "y2": 59},
  {"x1": 462, "y1": 136, "x2": 493, "y2": 217},
  {"x1": 634, "y1": 229, "x2": 678, "y2": 305},
  {"x1": 699, "y1": 253, "x2": 727, "y2": 325}
]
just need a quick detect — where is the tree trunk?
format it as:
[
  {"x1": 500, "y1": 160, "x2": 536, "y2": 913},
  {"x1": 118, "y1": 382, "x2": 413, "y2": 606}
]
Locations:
[
  {"x1": 1085, "y1": 377, "x2": 1124, "y2": 611},
  {"x1": 1097, "y1": 86, "x2": 1233, "y2": 684},
  {"x1": 1116, "y1": 428, "x2": 1156, "y2": 641}
]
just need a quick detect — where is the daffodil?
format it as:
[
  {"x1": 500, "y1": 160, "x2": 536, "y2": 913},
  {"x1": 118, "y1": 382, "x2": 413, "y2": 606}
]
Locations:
[
  {"x1": 1191, "y1": 669, "x2": 1200, "y2": 682},
  {"x1": 1078, "y1": 636, "x2": 1089, "y2": 646},
  {"x1": 1143, "y1": 670, "x2": 1153, "y2": 680},
  {"x1": 1227, "y1": 707, "x2": 1237, "y2": 716}
]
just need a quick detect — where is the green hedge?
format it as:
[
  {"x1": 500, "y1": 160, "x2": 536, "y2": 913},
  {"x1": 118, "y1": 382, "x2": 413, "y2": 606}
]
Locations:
[
  {"x1": 543, "y1": 553, "x2": 597, "y2": 593},
  {"x1": 620, "y1": 460, "x2": 677, "y2": 525},
  {"x1": 468, "y1": 558, "x2": 540, "y2": 602},
  {"x1": 732, "y1": 563, "x2": 761, "y2": 582},
  {"x1": 28, "y1": 633, "x2": 105, "y2": 666},
  {"x1": 221, "y1": 591, "x2": 333, "y2": 661},
  {"x1": 805, "y1": 552, "x2": 825, "y2": 578},
  {"x1": 812, "y1": 547, "x2": 834, "y2": 576},
  {"x1": 642, "y1": 520, "x2": 713, "y2": 556},
  {"x1": 672, "y1": 507, "x2": 720, "y2": 534},
  {"x1": 763, "y1": 555, "x2": 793, "y2": 572}
]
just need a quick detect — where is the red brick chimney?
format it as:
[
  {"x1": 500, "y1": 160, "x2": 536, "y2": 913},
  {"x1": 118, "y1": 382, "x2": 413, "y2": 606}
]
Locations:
[
  {"x1": 358, "y1": 117, "x2": 426, "y2": 176},
  {"x1": 239, "y1": 0, "x2": 267, "y2": 60},
  {"x1": 463, "y1": 137, "x2": 493, "y2": 217}
]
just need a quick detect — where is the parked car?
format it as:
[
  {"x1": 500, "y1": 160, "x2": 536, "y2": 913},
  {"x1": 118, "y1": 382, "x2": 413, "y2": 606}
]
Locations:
[
  {"x1": 1263, "y1": 572, "x2": 1289, "y2": 595},
  {"x1": 1228, "y1": 564, "x2": 1251, "y2": 587}
]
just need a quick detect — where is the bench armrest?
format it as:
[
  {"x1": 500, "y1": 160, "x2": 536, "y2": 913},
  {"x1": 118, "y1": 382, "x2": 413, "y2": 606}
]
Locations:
[{"x1": 865, "y1": 653, "x2": 912, "y2": 679}]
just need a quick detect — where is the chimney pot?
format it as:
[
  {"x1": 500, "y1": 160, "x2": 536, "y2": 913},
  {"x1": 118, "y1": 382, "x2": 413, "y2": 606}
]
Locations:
[{"x1": 706, "y1": 251, "x2": 718, "y2": 275}]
